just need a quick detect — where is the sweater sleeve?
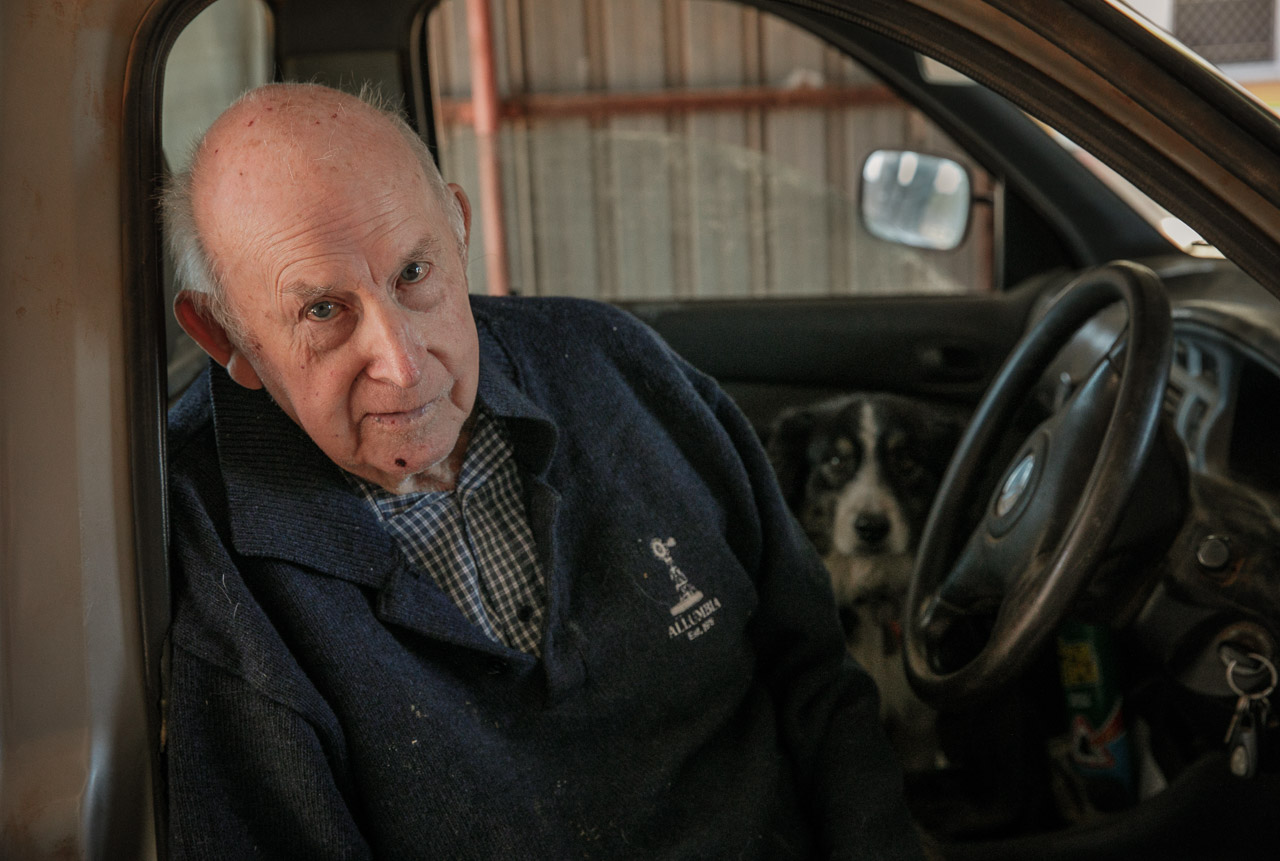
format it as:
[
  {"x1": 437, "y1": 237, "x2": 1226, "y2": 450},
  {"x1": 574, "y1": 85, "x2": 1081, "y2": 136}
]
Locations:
[
  {"x1": 167, "y1": 652, "x2": 373, "y2": 861},
  {"x1": 694, "y1": 370, "x2": 925, "y2": 860},
  {"x1": 165, "y1": 468, "x2": 372, "y2": 861}
]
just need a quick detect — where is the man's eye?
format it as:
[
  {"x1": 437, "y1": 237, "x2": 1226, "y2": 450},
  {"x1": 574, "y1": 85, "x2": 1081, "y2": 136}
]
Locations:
[
  {"x1": 307, "y1": 300, "x2": 339, "y2": 321},
  {"x1": 400, "y1": 262, "x2": 429, "y2": 284}
]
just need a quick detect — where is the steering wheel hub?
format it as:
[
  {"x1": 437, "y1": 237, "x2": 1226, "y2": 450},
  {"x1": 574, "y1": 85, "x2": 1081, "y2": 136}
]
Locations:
[{"x1": 996, "y1": 452, "x2": 1036, "y2": 518}]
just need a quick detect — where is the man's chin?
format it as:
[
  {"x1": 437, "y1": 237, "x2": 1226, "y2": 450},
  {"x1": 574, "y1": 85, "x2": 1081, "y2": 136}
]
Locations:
[
  {"x1": 349, "y1": 460, "x2": 436, "y2": 494},
  {"x1": 344, "y1": 409, "x2": 474, "y2": 494},
  {"x1": 346, "y1": 440, "x2": 463, "y2": 494}
]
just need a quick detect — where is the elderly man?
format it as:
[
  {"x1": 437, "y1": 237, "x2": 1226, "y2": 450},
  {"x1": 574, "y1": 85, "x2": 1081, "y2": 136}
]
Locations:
[{"x1": 164, "y1": 82, "x2": 921, "y2": 859}]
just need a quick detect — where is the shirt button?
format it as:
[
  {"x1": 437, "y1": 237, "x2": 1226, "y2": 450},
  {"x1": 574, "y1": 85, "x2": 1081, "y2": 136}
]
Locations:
[{"x1": 517, "y1": 605, "x2": 534, "y2": 623}]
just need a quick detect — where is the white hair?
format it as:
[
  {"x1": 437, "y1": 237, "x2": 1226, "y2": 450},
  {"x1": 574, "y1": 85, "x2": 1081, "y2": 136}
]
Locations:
[{"x1": 161, "y1": 82, "x2": 466, "y2": 342}]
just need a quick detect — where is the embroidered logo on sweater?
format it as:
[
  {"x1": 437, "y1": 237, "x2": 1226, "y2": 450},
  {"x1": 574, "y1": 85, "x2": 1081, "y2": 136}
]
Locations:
[{"x1": 651, "y1": 537, "x2": 721, "y2": 641}]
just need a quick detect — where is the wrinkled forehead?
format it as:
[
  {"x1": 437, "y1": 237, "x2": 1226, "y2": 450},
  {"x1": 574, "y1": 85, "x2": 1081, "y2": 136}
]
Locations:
[{"x1": 192, "y1": 92, "x2": 429, "y2": 263}]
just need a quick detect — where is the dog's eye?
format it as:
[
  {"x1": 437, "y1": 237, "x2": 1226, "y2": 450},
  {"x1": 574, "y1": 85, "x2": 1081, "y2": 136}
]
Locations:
[
  {"x1": 891, "y1": 451, "x2": 923, "y2": 478},
  {"x1": 819, "y1": 456, "x2": 842, "y2": 481},
  {"x1": 819, "y1": 452, "x2": 856, "y2": 485}
]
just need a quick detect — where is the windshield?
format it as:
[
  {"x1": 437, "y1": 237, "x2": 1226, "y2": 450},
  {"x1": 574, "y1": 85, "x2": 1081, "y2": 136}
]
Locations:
[
  {"x1": 1039, "y1": 125, "x2": 1222, "y2": 259},
  {"x1": 917, "y1": 52, "x2": 1221, "y2": 259}
]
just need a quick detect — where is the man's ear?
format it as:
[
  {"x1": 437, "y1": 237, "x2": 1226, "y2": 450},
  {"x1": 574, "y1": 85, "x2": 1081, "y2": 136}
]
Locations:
[
  {"x1": 173, "y1": 290, "x2": 264, "y2": 390},
  {"x1": 448, "y1": 182, "x2": 472, "y2": 250}
]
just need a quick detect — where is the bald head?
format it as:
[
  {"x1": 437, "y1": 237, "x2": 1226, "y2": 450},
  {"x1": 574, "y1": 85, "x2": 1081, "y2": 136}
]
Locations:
[
  {"x1": 164, "y1": 83, "x2": 464, "y2": 339},
  {"x1": 165, "y1": 82, "x2": 480, "y2": 493}
]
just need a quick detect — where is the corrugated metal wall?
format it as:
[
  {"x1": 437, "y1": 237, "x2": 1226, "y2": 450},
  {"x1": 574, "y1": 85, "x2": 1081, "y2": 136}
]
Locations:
[{"x1": 427, "y1": 0, "x2": 991, "y2": 299}]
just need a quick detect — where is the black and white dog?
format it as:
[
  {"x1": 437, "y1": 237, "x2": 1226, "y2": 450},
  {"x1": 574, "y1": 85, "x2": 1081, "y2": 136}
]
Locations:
[{"x1": 767, "y1": 392, "x2": 966, "y2": 771}]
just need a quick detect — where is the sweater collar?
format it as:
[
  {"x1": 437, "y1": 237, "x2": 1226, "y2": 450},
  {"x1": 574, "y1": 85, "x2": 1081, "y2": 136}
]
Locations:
[{"x1": 209, "y1": 310, "x2": 559, "y2": 582}]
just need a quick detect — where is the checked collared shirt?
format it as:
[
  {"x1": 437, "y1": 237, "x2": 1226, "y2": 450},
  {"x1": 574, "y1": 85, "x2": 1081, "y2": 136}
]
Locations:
[{"x1": 350, "y1": 409, "x2": 547, "y2": 656}]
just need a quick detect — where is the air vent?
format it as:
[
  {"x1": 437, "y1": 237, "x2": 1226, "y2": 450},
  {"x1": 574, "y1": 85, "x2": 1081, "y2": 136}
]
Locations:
[{"x1": 1167, "y1": 335, "x2": 1231, "y2": 471}]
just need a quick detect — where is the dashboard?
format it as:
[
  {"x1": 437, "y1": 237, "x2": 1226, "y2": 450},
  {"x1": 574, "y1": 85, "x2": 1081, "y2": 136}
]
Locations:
[{"x1": 1042, "y1": 255, "x2": 1280, "y2": 499}]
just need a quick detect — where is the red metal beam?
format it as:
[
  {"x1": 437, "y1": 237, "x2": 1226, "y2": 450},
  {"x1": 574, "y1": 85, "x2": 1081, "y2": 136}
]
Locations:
[
  {"x1": 438, "y1": 83, "x2": 900, "y2": 126},
  {"x1": 465, "y1": 0, "x2": 510, "y2": 296}
]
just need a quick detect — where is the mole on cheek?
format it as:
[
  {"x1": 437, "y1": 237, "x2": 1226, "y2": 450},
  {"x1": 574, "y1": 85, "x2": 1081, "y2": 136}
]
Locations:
[{"x1": 395, "y1": 458, "x2": 407, "y2": 468}]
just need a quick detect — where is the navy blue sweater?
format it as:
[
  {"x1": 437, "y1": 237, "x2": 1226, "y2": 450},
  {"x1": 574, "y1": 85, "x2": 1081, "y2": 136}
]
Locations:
[{"x1": 166, "y1": 295, "x2": 921, "y2": 859}]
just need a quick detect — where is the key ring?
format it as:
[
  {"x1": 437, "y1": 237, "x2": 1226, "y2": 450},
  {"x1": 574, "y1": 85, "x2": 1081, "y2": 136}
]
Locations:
[{"x1": 1227, "y1": 652, "x2": 1278, "y2": 700}]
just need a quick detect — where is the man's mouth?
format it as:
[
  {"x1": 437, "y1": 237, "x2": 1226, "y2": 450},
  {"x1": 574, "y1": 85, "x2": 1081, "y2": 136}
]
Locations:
[
  {"x1": 364, "y1": 388, "x2": 449, "y2": 426},
  {"x1": 367, "y1": 402, "x2": 432, "y2": 424}
]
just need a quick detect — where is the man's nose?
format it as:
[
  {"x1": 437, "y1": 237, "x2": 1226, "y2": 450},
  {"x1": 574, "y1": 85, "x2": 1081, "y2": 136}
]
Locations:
[{"x1": 359, "y1": 302, "x2": 423, "y2": 388}]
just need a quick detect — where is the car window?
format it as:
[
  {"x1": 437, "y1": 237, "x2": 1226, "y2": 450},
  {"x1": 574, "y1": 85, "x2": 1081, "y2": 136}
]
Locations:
[
  {"x1": 162, "y1": 0, "x2": 272, "y2": 170},
  {"x1": 152, "y1": 0, "x2": 1161, "y2": 402},
  {"x1": 425, "y1": 0, "x2": 996, "y2": 300},
  {"x1": 161, "y1": 0, "x2": 272, "y2": 396}
]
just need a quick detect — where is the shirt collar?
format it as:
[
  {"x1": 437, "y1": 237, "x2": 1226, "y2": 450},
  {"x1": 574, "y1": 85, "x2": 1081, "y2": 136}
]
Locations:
[{"x1": 473, "y1": 316, "x2": 559, "y2": 478}]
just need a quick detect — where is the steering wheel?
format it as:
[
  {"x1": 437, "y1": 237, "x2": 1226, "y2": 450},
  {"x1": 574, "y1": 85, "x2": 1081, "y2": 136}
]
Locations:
[{"x1": 904, "y1": 261, "x2": 1173, "y2": 706}]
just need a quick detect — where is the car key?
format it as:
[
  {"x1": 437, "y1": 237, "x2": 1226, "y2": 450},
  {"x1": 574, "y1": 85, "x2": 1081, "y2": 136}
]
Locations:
[
  {"x1": 1223, "y1": 653, "x2": 1276, "y2": 778},
  {"x1": 1226, "y1": 697, "x2": 1261, "y2": 778}
]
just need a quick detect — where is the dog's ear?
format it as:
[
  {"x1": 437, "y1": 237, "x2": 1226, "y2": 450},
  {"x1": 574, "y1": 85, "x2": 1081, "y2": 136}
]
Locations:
[{"x1": 766, "y1": 407, "x2": 815, "y2": 510}]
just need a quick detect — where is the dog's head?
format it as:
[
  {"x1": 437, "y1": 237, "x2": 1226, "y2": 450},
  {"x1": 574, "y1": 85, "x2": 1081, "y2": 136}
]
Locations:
[{"x1": 767, "y1": 393, "x2": 966, "y2": 560}]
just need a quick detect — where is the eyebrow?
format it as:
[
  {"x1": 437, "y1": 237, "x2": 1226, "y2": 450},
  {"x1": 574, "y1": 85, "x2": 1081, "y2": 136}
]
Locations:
[
  {"x1": 403, "y1": 235, "x2": 442, "y2": 265},
  {"x1": 281, "y1": 281, "x2": 334, "y2": 305},
  {"x1": 278, "y1": 235, "x2": 445, "y2": 302}
]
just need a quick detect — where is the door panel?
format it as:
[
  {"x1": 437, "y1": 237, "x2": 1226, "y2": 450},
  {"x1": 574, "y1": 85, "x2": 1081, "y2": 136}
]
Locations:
[{"x1": 624, "y1": 274, "x2": 1055, "y2": 434}]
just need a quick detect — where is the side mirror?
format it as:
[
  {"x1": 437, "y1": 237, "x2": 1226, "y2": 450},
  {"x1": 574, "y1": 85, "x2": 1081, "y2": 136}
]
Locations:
[{"x1": 860, "y1": 150, "x2": 972, "y2": 251}]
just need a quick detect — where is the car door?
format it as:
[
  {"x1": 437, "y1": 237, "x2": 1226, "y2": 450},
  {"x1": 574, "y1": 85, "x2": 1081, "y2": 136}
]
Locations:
[{"x1": 10, "y1": 0, "x2": 1280, "y2": 857}]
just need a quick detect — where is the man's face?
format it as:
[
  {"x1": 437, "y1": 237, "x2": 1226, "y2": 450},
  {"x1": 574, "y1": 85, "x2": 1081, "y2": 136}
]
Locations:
[{"x1": 192, "y1": 102, "x2": 479, "y2": 493}]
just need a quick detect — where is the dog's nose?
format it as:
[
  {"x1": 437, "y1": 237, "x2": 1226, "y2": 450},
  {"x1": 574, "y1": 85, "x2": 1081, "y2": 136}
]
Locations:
[{"x1": 854, "y1": 512, "x2": 890, "y2": 545}]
